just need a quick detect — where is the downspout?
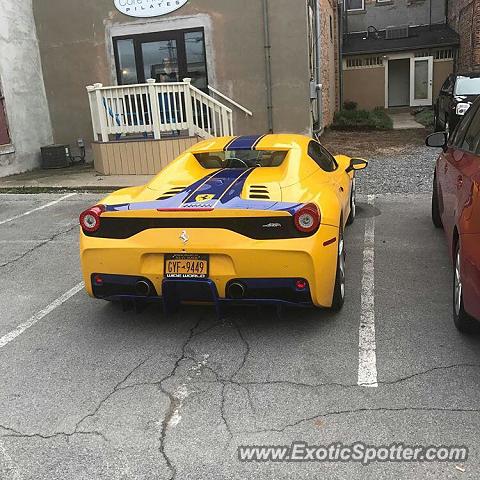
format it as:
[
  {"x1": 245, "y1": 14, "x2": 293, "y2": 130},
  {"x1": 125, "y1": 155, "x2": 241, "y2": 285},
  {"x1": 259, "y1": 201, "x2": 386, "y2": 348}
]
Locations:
[
  {"x1": 338, "y1": 0, "x2": 344, "y2": 111},
  {"x1": 313, "y1": 0, "x2": 324, "y2": 137},
  {"x1": 262, "y1": 0, "x2": 274, "y2": 133}
]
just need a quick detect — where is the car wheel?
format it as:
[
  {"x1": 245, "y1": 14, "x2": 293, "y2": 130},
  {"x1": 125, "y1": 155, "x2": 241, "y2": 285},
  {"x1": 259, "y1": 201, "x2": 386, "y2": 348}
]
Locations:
[
  {"x1": 453, "y1": 242, "x2": 477, "y2": 333},
  {"x1": 431, "y1": 173, "x2": 443, "y2": 229},
  {"x1": 346, "y1": 177, "x2": 356, "y2": 225},
  {"x1": 331, "y1": 225, "x2": 346, "y2": 311}
]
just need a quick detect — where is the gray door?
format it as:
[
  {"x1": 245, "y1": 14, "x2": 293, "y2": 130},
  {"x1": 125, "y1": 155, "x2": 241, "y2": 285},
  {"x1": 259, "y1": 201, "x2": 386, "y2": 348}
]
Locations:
[{"x1": 388, "y1": 59, "x2": 410, "y2": 107}]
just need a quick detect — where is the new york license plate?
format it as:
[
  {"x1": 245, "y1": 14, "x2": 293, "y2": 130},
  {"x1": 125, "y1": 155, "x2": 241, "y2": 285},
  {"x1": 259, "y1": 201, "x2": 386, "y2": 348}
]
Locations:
[{"x1": 164, "y1": 254, "x2": 209, "y2": 278}]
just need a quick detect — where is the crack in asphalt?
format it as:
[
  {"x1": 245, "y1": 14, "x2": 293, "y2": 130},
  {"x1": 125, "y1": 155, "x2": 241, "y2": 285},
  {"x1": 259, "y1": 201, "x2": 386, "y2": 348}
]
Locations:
[
  {"x1": 0, "y1": 355, "x2": 153, "y2": 443},
  {"x1": 156, "y1": 318, "x2": 203, "y2": 480},
  {"x1": 2, "y1": 304, "x2": 479, "y2": 466},
  {"x1": 0, "y1": 424, "x2": 106, "y2": 442},
  {"x1": 72, "y1": 355, "x2": 155, "y2": 434},
  {"x1": 0, "y1": 223, "x2": 78, "y2": 269},
  {"x1": 230, "y1": 319, "x2": 250, "y2": 381},
  {"x1": 201, "y1": 362, "x2": 480, "y2": 392},
  {"x1": 244, "y1": 406, "x2": 480, "y2": 435}
]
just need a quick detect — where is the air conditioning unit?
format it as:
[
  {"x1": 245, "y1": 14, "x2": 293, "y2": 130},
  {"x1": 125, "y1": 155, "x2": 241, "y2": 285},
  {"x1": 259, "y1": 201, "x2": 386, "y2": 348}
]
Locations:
[
  {"x1": 40, "y1": 144, "x2": 71, "y2": 169},
  {"x1": 385, "y1": 25, "x2": 409, "y2": 40}
]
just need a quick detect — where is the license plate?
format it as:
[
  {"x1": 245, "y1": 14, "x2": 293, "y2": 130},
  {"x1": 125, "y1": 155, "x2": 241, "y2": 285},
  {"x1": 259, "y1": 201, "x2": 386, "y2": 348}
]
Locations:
[{"x1": 164, "y1": 254, "x2": 209, "y2": 278}]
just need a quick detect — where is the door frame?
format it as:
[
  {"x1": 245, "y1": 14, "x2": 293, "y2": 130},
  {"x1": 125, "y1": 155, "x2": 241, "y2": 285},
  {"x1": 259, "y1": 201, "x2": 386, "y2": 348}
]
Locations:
[
  {"x1": 112, "y1": 27, "x2": 209, "y2": 88},
  {"x1": 384, "y1": 52, "x2": 434, "y2": 108},
  {"x1": 410, "y1": 56, "x2": 434, "y2": 107},
  {"x1": 384, "y1": 53, "x2": 413, "y2": 109}
]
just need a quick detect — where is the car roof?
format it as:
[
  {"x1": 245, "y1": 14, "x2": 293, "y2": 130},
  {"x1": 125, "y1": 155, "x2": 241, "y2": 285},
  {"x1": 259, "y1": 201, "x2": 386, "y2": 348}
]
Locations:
[{"x1": 454, "y1": 73, "x2": 480, "y2": 79}]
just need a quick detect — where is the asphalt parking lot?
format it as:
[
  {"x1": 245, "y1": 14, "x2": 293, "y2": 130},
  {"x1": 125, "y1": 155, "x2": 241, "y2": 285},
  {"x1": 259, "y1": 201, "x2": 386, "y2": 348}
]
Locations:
[{"x1": 1, "y1": 187, "x2": 480, "y2": 479}]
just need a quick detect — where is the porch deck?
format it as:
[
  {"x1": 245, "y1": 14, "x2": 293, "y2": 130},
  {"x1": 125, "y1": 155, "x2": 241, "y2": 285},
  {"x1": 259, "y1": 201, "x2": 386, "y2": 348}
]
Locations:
[{"x1": 92, "y1": 136, "x2": 199, "y2": 175}]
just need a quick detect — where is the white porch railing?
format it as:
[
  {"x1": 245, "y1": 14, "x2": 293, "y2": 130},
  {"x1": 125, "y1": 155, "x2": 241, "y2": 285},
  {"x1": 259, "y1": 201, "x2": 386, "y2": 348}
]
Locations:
[{"x1": 86, "y1": 78, "x2": 233, "y2": 142}]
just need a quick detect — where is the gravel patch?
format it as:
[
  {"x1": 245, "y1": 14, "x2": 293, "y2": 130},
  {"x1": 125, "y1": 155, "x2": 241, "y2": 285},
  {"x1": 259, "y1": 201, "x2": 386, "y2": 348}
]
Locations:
[
  {"x1": 320, "y1": 129, "x2": 441, "y2": 195},
  {"x1": 356, "y1": 144, "x2": 441, "y2": 195}
]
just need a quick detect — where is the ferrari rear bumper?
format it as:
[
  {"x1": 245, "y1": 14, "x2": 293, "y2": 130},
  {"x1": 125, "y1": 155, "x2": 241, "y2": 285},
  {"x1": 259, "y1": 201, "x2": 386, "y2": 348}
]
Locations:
[
  {"x1": 91, "y1": 276, "x2": 314, "y2": 315},
  {"x1": 80, "y1": 224, "x2": 340, "y2": 308}
]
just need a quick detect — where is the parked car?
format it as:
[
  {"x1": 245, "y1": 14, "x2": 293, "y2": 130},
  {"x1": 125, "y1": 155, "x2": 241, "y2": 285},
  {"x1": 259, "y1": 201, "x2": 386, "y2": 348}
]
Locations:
[
  {"x1": 434, "y1": 73, "x2": 480, "y2": 135},
  {"x1": 427, "y1": 100, "x2": 480, "y2": 332},
  {"x1": 79, "y1": 134, "x2": 367, "y2": 315}
]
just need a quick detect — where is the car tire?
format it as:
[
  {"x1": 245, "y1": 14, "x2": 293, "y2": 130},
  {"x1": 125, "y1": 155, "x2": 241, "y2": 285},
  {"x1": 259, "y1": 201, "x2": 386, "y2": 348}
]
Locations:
[
  {"x1": 346, "y1": 177, "x2": 356, "y2": 226},
  {"x1": 431, "y1": 173, "x2": 443, "y2": 229},
  {"x1": 453, "y1": 242, "x2": 478, "y2": 334},
  {"x1": 331, "y1": 225, "x2": 346, "y2": 312}
]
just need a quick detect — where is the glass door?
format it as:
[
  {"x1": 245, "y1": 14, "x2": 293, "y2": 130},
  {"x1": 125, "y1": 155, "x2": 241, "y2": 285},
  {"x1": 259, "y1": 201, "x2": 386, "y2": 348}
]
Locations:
[
  {"x1": 142, "y1": 40, "x2": 179, "y2": 83},
  {"x1": 410, "y1": 56, "x2": 433, "y2": 106},
  {"x1": 114, "y1": 28, "x2": 208, "y2": 90}
]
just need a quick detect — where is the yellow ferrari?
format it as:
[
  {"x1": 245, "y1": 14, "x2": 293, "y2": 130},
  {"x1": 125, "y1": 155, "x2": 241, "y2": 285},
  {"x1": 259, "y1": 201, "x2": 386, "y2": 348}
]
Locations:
[{"x1": 80, "y1": 134, "x2": 367, "y2": 314}]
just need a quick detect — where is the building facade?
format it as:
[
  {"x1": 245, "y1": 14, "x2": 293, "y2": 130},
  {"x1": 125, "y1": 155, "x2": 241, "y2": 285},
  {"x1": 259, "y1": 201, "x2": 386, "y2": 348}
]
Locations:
[
  {"x1": 342, "y1": 0, "x2": 458, "y2": 110},
  {"x1": 0, "y1": 0, "x2": 53, "y2": 177},
  {"x1": 448, "y1": 0, "x2": 480, "y2": 72},
  {"x1": 29, "y1": 0, "x2": 339, "y2": 172}
]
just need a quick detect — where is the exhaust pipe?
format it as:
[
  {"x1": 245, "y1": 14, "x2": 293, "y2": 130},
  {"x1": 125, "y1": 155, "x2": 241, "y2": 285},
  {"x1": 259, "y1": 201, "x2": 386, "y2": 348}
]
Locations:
[
  {"x1": 228, "y1": 282, "x2": 246, "y2": 300},
  {"x1": 135, "y1": 280, "x2": 151, "y2": 297}
]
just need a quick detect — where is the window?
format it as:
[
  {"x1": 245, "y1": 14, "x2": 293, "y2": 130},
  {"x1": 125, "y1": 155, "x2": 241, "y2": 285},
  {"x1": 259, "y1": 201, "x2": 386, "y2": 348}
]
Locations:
[
  {"x1": 0, "y1": 84, "x2": 10, "y2": 146},
  {"x1": 308, "y1": 141, "x2": 337, "y2": 172},
  {"x1": 194, "y1": 150, "x2": 289, "y2": 169},
  {"x1": 460, "y1": 103, "x2": 480, "y2": 153},
  {"x1": 329, "y1": 16, "x2": 333, "y2": 42},
  {"x1": 346, "y1": 0, "x2": 364, "y2": 11},
  {"x1": 433, "y1": 48, "x2": 454, "y2": 60},
  {"x1": 345, "y1": 56, "x2": 382, "y2": 69},
  {"x1": 450, "y1": 102, "x2": 479, "y2": 148},
  {"x1": 113, "y1": 28, "x2": 208, "y2": 90},
  {"x1": 455, "y1": 76, "x2": 480, "y2": 96}
]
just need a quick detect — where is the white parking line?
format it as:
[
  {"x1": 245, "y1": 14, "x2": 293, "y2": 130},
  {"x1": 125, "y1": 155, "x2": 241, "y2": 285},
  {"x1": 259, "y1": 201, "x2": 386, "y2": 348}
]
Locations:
[
  {"x1": 0, "y1": 193, "x2": 76, "y2": 226},
  {"x1": 0, "y1": 282, "x2": 84, "y2": 349},
  {"x1": 357, "y1": 194, "x2": 378, "y2": 388}
]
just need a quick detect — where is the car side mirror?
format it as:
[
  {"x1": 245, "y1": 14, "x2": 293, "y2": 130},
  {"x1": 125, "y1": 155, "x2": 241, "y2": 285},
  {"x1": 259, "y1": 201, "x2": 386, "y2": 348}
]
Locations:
[
  {"x1": 425, "y1": 132, "x2": 448, "y2": 151},
  {"x1": 346, "y1": 158, "x2": 368, "y2": 173}
]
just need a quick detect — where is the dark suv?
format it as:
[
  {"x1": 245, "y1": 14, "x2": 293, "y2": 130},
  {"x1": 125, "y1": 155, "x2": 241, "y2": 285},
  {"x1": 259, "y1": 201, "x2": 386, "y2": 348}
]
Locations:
[{"x1": 434, "y1": 73, "x2": 480, "y2": 135}]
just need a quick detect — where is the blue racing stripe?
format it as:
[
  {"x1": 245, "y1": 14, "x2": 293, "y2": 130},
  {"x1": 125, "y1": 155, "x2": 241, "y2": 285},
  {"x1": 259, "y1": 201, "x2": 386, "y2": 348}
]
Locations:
[
  {"x1": 226, "y1": 135, "x2": 265, "y2": 151},
  {"x1": 181, "y1": 169, "x2": 250, "y2": 208}
]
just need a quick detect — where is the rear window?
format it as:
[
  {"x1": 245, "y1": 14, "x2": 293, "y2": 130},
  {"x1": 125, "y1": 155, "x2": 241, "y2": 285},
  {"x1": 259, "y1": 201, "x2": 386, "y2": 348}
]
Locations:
[
  {"x1": 455, "y1": 77, "x2": 480, "y2": 95},
  {"x1": 194, "y1": 150, "x2": 288, "y2": 169}
]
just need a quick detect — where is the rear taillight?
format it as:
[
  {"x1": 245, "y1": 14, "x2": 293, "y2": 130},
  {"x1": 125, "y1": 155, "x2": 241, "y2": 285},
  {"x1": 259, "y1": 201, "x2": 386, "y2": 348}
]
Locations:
[
  {"x1": 80, "y1": 205, "x2": 105, "y2": 233},
  {"x1": 294, "y1": 203, "x2": 320, "y2": 233}
]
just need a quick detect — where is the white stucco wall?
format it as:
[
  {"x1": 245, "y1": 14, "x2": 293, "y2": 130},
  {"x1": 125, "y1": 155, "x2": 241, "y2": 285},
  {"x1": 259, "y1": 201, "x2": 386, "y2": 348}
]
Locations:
[{"x1": 0, "y1": 0, "x2": 53, "y2": 177}]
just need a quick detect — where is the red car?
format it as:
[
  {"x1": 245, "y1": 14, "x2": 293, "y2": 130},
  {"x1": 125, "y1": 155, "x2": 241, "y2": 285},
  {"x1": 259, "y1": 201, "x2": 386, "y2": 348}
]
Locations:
[{"x1": 427, "y1": 99, "x2": 480, "y2": 333}]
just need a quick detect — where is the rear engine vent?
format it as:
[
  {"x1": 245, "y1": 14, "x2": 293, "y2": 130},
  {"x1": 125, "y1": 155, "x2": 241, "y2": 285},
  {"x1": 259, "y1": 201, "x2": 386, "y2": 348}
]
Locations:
[
  {"x1": 385, "y1": 25, "x2": 409, "y2": 40},
  {"x1": 158, "y1": 186, "x2": 185, "y2": 200},
  {"x1": 249, "y1": 185, "x2": 270, "y2": 200}
]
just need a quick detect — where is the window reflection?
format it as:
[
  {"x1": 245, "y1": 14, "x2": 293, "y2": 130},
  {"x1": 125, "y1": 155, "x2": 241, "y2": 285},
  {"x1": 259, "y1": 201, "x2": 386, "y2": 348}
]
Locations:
[
  {"x1": 142, "y1": 40, "x2": 179, "y2": 83},
  {"x1": 185, "y1": 31, "x2": 207, "y2": 90},
  {"x1": 117, "y1": 39, "x2": 138, "y2": 85}
]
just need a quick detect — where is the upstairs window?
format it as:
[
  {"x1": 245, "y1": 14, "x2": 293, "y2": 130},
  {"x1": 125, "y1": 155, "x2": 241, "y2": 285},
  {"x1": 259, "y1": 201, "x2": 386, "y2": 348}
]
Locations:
[
  {"x1": 0, "y1": 84, "x2": 10, "y2": 146},
  {"x1": 346, "y1": 0, "x2": 364, "y2": 11}
]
